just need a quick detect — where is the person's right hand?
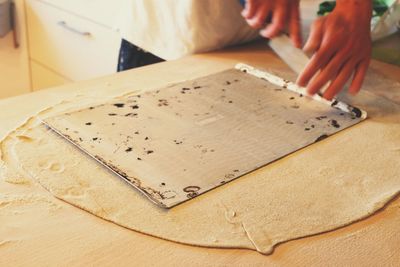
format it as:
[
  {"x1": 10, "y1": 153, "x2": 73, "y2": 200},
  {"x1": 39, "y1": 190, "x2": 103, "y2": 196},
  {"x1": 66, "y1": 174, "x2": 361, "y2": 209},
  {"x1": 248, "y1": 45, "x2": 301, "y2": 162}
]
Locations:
[
  {"x1": 296, "y1": 0, "x2": 372, "y2": 100},
  {"x1": 241, "y1": 0, "x2": 302, "y2": 48}
]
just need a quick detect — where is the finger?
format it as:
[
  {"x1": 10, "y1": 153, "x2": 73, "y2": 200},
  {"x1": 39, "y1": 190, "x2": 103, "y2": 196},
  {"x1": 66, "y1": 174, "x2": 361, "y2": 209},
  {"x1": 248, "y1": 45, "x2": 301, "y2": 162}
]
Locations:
[
  {"x1": 323, "y1": 60, "x2": 356, "y2": 100},
  {"x1": 306, "y1": 45, "x2": 353, "y2": 95},
  {"x1": 349, "y1": 57, "x2": 370, "y2": 95},
  {"x1": 241, "y1": 0, "x2": 258, "y2": 19},
  {"x1": 306, "y1": 61, "x2": 338, "y2": 96},
  {"x1": 303, "y1": 17, "x2": 324, "y2": 53},
  {"x1": 296, "y1": 46, "x2": 333, "y2": 87},
  {"x1": 247, "y1": 4, "x2": 270, "y2": 29},
  {"x1": 297, "y1": 26, "x2": 344, "y2": 87},
  {"x1": 289, "y1": 0, "x2": 302, "y2": 48},
  {"x1": 260, "y1": 4, "x2": 287, "y2": 38}
]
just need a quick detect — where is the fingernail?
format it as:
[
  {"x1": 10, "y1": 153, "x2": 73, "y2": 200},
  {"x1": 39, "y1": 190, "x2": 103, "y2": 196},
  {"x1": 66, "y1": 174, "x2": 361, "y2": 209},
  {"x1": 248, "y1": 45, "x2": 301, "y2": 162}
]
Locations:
[
  {"x1": 248, "y1": 18, "x2": 262, "y2": 28},
  {"x1": 259, "y1": 30, "x2": 268, "y2": 38},
  {"x1": 296, "y1": 78, "x2": 305, "y2": 87},
  {"x1": 306, "y1": 86, "x2": 318, "y2": 96},
  {"x1": 302, "y1": 45, "x2": 310, "y2": 52},
  {"x1": 260, "y1": 29, "x2": 271, "y2": 38}
]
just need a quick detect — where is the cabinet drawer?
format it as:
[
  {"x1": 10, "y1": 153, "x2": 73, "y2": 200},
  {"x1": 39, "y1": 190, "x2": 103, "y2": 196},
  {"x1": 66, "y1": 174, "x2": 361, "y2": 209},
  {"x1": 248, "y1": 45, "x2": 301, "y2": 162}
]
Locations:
[
  {"x1": 26, "y1": 0, "x2": 121, "y2": 81},
  {"x1": 31, "y1": 60, "x2": 70, "y2": 91},
  {"x1": 36, "y1": 0, "x2": 119, "y2": 29}
]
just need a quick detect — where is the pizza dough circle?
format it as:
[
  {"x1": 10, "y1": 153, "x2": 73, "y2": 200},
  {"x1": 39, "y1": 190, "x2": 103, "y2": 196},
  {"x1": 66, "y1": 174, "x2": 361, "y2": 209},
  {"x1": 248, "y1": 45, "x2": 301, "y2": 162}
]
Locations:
[{"x1": 9, "y1": 90, "x2": 400, "y2": 254}]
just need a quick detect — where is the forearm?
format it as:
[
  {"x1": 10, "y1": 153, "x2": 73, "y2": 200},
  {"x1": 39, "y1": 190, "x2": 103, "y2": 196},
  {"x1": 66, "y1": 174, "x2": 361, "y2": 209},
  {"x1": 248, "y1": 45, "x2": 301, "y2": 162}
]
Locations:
[
  {"x1": 336, "y1": 0, "x2": 372, "y2": 9},
  {"x1": 335, "y1": 0, "x2": 373, "y2": 22}
]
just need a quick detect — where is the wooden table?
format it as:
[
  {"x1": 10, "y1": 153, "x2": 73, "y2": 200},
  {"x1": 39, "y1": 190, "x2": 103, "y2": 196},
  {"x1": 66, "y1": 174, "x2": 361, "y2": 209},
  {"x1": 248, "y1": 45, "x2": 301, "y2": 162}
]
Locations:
[{"x1": 1, "y1": 41, "x2": 399, "y2": 267}]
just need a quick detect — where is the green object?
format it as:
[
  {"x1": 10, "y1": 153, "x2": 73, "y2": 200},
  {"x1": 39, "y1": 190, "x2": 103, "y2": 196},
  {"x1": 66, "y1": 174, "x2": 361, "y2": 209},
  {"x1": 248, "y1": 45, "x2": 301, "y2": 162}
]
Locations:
[
  {"x1": 317, "y1": 1, "x2": 335, "y2": 16},
  {"x1": 317, "y1": 0, "x2": 391, "y2": 17}
]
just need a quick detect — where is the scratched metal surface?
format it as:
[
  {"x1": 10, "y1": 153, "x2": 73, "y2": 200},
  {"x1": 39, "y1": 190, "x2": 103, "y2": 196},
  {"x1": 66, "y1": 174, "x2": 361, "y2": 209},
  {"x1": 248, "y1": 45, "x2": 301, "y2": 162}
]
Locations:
[{"x1": 43, "y1": 67, "x2": 366, "y2": 208}]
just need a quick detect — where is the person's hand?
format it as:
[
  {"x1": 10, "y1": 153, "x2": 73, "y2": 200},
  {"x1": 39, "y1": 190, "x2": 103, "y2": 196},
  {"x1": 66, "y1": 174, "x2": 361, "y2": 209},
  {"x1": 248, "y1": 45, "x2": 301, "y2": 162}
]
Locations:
[
  {"x1": 241, "y1": 0, "x2": 302, "y2": 48},
  {"x1": 296, "y1": 0, "x2": 372, "y2": 100}
]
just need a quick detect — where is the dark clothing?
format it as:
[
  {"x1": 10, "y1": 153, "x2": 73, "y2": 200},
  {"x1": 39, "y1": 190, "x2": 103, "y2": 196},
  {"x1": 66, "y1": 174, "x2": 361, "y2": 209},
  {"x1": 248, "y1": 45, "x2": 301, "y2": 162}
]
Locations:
[{"x1": 117, "y1": 39, "x2": 165, "y2": 72}]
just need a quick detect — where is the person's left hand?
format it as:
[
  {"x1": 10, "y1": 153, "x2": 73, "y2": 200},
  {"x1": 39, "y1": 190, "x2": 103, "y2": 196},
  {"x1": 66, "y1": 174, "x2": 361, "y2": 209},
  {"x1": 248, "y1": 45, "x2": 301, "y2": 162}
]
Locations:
[{"x1": 241, "y1": 0, "x2": 302, "y2": 48}]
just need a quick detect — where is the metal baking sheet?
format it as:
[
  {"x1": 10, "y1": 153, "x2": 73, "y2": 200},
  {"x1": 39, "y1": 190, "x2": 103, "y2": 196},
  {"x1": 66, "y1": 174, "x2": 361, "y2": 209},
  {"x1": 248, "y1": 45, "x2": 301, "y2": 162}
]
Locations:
[{"x1": 43, "y1": 64, "x2": 367, "y2": 208}]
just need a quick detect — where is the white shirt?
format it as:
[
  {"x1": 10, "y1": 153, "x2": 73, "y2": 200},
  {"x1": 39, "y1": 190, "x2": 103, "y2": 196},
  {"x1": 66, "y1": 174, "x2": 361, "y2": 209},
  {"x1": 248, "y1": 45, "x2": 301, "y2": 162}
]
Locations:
[{"x1": 115, "y1": 0, "x2": 259, "y2": 60}]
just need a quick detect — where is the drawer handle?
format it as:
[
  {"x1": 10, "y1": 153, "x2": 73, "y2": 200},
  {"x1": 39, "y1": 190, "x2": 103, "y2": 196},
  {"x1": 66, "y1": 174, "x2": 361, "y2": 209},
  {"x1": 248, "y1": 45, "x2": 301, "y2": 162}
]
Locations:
[{"x1": 57, "y1": 21, "x2": 91, "y2": 37}]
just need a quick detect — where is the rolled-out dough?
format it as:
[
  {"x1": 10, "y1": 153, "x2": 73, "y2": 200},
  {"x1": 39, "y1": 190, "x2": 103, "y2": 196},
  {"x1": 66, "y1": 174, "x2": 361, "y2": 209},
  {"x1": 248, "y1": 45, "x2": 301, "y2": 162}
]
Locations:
[{"x1": 1, "y1": 71, "x2": 400, "y2": 254}]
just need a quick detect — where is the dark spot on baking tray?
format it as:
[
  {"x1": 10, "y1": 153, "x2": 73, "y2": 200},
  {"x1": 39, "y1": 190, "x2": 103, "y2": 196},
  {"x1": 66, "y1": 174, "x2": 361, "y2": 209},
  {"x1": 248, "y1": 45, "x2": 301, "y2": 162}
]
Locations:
[
  {"x1": 316, "y1": 116, "x2": 327, "y2": 120},
  {"x1": 182, "y1": 87, "x2": 190, "y2": 91},
  {"x1": 158, "y1": 99, "x2": 169, "y2": 106},
  {"x1": 131, "y1": 105, "x2": 139, "y2": 109},
  {"x1": 331, "y1": 100, "x2": 338, "y2": 107},
  {"x1": 114, "y1": 103, "x2": 125, "y2": 108},
  {"x1": 329, "y1": 119, "x2": 340, "y2": 128},
  {"x1": 350, "y1": 107, "x2": 362, "y2": 118},
  {"x1": 315, "y1": 134, "x2": 329, "y2": 142},
  {"x1": 125, "y1": 147, "x2": 133, "y2": 152},
  {"x1": 85, "y1": 122, "x2": 92, "y2": 126}
]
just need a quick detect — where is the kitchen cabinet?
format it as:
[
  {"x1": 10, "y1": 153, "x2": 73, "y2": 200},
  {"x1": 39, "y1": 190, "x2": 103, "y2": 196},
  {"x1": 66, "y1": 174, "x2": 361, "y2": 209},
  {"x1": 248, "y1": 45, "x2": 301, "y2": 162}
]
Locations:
[
  {"x1": 1, "y1": 0, "x2": 121, "y2": 98},
  {"x1": 25, "y1": 0, "x2": 121, "y2": 91}
]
